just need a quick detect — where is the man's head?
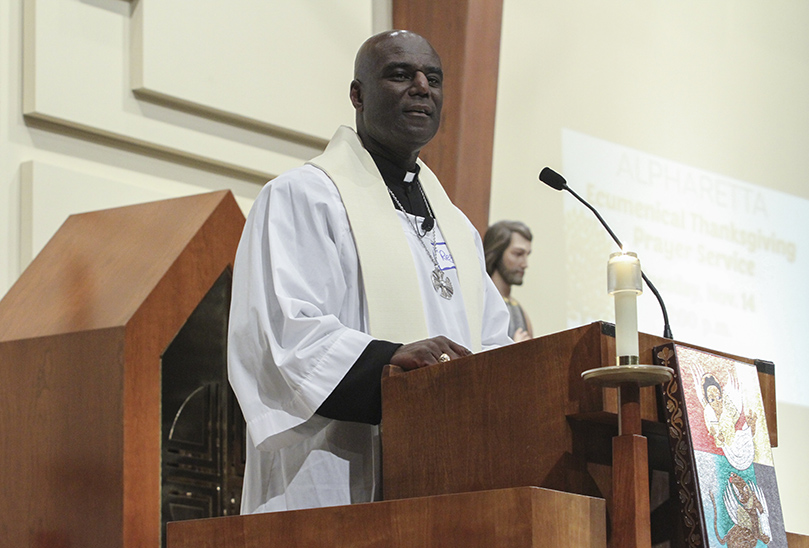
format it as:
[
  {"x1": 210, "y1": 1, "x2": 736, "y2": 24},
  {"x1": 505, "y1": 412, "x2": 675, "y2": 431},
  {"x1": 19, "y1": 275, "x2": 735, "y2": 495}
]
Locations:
[
  {"x1": 483, "y1": 221, "x2": 533, "y2": 286},
  {"x1": 702, "y1": 375, "x2": 723, "y2": 417},
  {"x1": 350, "y1": 30, "x2": 443, "y2": 169}
]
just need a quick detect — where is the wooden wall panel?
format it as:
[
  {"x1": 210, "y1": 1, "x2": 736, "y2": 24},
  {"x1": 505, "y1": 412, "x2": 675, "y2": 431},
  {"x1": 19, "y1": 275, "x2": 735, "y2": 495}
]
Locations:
[{"x1": 393, "y1": 0, "x2": 504, "y2": 232}]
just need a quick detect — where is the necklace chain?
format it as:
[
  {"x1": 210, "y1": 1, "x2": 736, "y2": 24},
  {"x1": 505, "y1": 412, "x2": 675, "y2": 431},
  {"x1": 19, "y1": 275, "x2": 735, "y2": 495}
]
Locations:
[
  {"x1": 387, "y1": 187, "x2": 439, "y2": 267},
  {"x1": 387, "y1": 185, "x2": 454, "y2": 300}
]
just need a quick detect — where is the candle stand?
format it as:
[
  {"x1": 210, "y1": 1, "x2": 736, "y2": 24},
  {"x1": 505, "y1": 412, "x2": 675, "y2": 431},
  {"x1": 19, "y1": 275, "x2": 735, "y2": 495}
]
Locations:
[{"x1": 582, "y1": 364, "x2": 673, "y2": 548}]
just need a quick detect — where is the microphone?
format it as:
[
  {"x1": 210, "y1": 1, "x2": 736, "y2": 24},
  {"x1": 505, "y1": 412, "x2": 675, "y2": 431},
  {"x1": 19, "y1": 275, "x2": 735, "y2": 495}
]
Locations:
[
  {"x1": 421, "y1": 216, "x2": 435, "y2": 232},
  {"x1": 539, "y1": 167, "x2": 673, "y2": 339},
  {"x1": 539, "y1": 167, "x2": 567, "y2": 191}
]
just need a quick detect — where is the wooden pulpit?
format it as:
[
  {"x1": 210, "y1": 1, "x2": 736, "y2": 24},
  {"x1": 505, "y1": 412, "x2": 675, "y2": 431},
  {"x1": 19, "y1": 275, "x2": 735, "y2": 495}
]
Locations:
[
  {"x1": 0, "y1": 191, "x2": 245, "y2": 548},
  {"x1": 165, "y1": 322, "x2": 781, "y2": 548},
  {"x1": 382, "y1": 322, "x2": 776, "y2": 498},
  {"x1": 380, "y1": 322, "x2": 779, "y2": 547},
  {"x1": 166, "y1": 486, "x2": 605, "y2": 548}
]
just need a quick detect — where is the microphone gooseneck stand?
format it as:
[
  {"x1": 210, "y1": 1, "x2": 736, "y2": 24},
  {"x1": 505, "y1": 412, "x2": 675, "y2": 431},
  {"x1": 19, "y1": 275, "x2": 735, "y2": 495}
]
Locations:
[
  {"x1": 538, "y1": 167, "x2": 673, "y2": 340},
  {"x1": 540, "y1": 166, "x2": 675, "y2": 548}
]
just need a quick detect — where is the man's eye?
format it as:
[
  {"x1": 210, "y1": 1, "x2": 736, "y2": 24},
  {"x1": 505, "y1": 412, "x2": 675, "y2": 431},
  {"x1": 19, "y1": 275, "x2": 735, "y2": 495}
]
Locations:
[
  {"x1": 428, "y1": 76, "x2": 442, "y2": 86},
  {"x1": 390, "y1": 72, "x2": 409, "y2": 81}
]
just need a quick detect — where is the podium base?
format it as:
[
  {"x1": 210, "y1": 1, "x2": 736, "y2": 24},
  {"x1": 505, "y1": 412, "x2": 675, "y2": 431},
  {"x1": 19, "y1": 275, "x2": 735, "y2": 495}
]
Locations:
[{"x1": 167, "y1": 487, "x2": 606, "y2": 548}]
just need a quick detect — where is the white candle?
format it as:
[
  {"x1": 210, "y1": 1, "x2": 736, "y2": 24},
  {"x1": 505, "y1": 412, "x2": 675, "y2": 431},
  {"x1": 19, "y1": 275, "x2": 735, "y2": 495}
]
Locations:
[
  {"x1": 607, "y1": 251, "x2": 643, "y2": 364},
  {"x1": 614, "y1": 292, "x2": 639, "y2": 359}
]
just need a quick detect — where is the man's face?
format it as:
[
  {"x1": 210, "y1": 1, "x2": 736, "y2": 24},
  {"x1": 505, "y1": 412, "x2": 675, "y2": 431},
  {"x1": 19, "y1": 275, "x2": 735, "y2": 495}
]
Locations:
[
  {"x1": 351, "y1": 32, "x2": 443, "y2": 165},
  {"x1": 706, "y1": 384, "x2": 723, "y2": 417},
  {"x1": 496, "y1": 232, "x2": 532, "y2": 286}
]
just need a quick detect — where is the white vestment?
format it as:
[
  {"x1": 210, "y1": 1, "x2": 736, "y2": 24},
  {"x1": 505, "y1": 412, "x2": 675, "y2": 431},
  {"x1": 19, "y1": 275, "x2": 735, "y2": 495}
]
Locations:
[{"x1": 228, "y1": 127, "x2": 511, "y2": 514}]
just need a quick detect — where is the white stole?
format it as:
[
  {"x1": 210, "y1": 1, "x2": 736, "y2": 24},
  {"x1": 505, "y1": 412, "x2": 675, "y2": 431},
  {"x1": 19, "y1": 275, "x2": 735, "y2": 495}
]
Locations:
[{"x1": 307, "y1": 126, "x2": 483, "y2": 351}]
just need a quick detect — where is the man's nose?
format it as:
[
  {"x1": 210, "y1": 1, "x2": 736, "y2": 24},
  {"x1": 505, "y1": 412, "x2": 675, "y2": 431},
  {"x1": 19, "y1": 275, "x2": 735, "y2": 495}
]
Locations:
[{"x1": 410, "y1": 72, "x2": 430, "y2": 95}]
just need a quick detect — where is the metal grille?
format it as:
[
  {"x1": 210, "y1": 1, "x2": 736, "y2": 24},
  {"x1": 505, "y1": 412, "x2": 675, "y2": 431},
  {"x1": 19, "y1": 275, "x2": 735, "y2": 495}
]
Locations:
[{"x1": 160, "y1": 269, "x2": 245, "y2": 547}]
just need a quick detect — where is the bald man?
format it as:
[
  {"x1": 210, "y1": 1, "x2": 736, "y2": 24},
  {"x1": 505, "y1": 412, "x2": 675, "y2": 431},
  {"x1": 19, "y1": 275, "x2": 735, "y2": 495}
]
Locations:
[{"x1": 228, "y1": 30, "x2": 511, "y2": 514}]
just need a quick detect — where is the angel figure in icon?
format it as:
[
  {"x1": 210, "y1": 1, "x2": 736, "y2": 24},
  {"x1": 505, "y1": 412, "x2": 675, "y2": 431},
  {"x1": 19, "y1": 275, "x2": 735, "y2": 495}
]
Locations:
[
  {"x1": 710, "y1": 472, "x2": 771, "y2": 547},
  {"x1": 687, "y1": 361, "x2": 757, "y2": 471}
]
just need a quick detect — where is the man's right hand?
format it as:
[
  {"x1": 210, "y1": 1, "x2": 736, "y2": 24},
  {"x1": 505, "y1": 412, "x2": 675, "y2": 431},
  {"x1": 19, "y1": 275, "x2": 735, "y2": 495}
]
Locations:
[{"x1": 390, "y1": 336, "x2": 471, "y2": 370}]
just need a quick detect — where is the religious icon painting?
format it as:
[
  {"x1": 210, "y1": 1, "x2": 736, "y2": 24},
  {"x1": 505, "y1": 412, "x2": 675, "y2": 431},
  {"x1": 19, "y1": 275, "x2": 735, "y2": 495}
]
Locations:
[{"x1": 654, "y1": 343, "x2": 787, "y2": 548}]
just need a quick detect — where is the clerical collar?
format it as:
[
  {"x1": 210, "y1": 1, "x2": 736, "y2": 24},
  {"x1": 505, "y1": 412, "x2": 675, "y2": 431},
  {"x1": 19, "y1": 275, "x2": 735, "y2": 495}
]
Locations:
[{"x1": 369, "y1": 152, "x2": 430, "y2": 219}]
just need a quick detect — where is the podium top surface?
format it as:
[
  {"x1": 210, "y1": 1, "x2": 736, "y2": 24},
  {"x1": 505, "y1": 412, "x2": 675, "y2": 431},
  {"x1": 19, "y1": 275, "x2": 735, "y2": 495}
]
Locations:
[{"x1": 0, "y1": 191, "x2": 243, "y2": 341}]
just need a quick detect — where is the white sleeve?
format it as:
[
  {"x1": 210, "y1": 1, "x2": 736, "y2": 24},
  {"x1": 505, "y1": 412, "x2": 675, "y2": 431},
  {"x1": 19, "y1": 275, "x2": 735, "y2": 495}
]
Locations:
[{"x1": 228, "y1": 166, "x2": 373, "y2": 451}]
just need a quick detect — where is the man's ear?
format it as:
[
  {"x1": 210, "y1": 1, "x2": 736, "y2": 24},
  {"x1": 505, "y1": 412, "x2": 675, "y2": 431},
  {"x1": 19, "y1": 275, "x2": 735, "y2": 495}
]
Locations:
[{"x1": 349, "y1": 80, "x2": 363, "y2": 110}]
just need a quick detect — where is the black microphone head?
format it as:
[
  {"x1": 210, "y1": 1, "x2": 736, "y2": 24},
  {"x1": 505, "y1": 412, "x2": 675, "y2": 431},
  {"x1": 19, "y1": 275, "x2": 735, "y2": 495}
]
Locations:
[
  {"x1": 421, "y1": 216, "x2": 435, "y2": 232},
  {"x1": 539, "y1": 167, "x2": 567, "y2": 191}
]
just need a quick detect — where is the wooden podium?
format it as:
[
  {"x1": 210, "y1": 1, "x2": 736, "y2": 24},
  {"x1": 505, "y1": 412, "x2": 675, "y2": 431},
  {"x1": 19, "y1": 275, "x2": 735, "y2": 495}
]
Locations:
[
  {"x1": 167, "y1": 486, "x2": 605, "y2": 548},
  {"x1": 0, "y1": 191, "x2": 245, "y2": 548},
  {"x1": 380, "y1": 322, "x2": 778, "y2": 547},
  {"x1": 166, "y1": 322, "x2": 778, "y2": 548}
]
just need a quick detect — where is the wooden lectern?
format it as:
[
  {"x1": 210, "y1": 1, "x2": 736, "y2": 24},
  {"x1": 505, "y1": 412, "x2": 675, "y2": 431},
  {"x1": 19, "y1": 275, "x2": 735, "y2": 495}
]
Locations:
[
  {"x1": 0, "y1": 191, "x2": 244, "y2": 548},
  {"x1": 381, "y1": 322, "x2": 778, "y2": 547},
  {"x1": 166, "y1": 322, "x2": 779, "y2": 548},
  {"x1": 167, "y1": 486, "x2": 605, "y2": 547}
]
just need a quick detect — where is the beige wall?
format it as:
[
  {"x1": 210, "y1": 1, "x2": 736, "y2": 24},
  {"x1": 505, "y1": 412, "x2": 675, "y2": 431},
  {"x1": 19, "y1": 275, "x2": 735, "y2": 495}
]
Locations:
[
  {"x1": 1, "y1": 0, "x2": 386, "y2": 291},
  {"x1": 491, "y1": 0, "x2": 809, "y2": 534}
]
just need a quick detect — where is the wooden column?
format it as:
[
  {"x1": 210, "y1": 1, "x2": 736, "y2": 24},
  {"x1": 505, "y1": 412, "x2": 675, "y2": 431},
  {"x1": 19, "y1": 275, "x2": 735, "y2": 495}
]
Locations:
[
  {"x1": 610, "y1": 384, "x2": 652, "y2": 548},
  {"x1": 393, "y1": 0, "x2": 504, "y2": 233}
]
